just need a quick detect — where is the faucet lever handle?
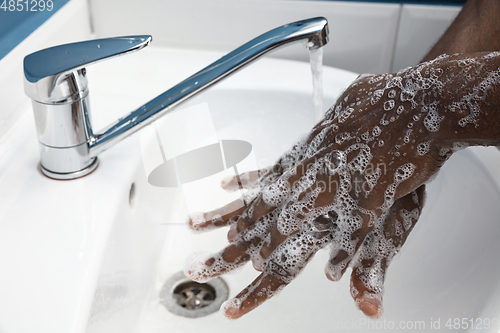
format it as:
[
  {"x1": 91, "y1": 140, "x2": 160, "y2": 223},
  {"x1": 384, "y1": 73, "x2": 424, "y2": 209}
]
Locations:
[{"x1": 24, "y1": 35, "x2": 152, "y2": 103}]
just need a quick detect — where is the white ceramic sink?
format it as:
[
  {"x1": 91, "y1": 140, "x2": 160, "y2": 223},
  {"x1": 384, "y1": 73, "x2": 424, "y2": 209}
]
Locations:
[{"x1": 1, "y1": 45, "x2": 500, "y2": 333}]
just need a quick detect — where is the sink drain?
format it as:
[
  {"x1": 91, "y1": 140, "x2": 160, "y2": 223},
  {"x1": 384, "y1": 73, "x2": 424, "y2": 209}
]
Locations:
[
  {"x1": 173, "y1": 281, "x2": 216, "y2": 309},
  {"x1": 160, "y1": 271, "x2": 228, "y2": 318}
]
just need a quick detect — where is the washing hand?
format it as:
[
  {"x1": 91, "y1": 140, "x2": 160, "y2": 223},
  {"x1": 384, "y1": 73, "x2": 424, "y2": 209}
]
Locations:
[{"x1": 185, "y1": 52, "x2": 500, "y2": 319}]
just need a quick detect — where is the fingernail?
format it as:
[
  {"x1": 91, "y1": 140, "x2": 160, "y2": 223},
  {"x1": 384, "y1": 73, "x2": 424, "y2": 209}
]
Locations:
[
  {"x1": 221, "y1": 298, "x2": 242, "y2": 319},
  {"x1": 252, "y1": 255, "x2": 264, "y2": 271},
  {"x1": 359, "y1": 296, "x2": 383, "y2": 318},
  {"x1": 227, "y1": 225, "x2": 239, "y2": 242},
  {"x1": 221, "y1": 175, "x2": 234, "y2": 188},
  {"x1": 324, "y1": 265, "x2": 341, "y2": 281},
  {"x1": 188, "y1": 212, "x2": 205, "y2": 230},
  {"x1": 184, "y1": 252, "x2": 211, "y2": 282}
]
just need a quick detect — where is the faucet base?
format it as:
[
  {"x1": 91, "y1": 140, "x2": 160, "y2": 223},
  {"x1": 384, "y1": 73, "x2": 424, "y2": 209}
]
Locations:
[{"x1": 39, "y1": 158, "x2": 99, "y2": 180}]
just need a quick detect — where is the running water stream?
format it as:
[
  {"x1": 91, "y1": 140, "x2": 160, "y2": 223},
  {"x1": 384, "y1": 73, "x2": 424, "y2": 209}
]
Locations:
[{"x1": 309, "y1": 47, "x2": 324, "y2": 122}]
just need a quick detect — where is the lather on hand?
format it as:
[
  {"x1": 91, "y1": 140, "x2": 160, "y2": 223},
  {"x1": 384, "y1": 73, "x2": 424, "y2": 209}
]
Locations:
[
  {"x1": 183, "y1": 0, "x2": 500, "y2": 320},
  {"x1": 184, "y1": 51, "x2": 500, "y2": 319}
]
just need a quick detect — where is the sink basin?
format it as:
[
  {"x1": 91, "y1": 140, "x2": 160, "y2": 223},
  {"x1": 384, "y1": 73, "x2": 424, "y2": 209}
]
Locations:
[{"x1": 1, "y1": 45, "x2": 500, "y2": 333}]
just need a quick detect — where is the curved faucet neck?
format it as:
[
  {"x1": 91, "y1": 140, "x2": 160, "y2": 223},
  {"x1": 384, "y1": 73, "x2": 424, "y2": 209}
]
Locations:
[{"x1": 24, "y1": 17, "x2": 329, "y2": 180}]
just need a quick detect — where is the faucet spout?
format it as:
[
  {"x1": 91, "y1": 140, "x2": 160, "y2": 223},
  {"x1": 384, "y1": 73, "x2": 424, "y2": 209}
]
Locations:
[
  {"x1": 23, "y1": 17, "x2": 329, "y2": 180},
  {"x1": 89, "y1": 17, "x2": 328, "y2": 158}
]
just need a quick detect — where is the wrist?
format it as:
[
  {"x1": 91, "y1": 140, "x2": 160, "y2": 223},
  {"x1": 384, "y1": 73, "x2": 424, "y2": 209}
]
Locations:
[{"x1": 423, "y1": 0, "x2": 500, "y2": 61}]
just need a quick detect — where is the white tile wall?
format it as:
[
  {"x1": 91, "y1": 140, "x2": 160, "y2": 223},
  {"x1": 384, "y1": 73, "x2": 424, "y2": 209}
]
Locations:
[
  {"x1": 89, "y1": 0, "x2": 400, "y2": 74},
  {"x1": 1, "y1": 0, "x2": 467, "y2": 142},
  {"x1": 391, "y1": 4, "x2": 461, "y2": 73}
]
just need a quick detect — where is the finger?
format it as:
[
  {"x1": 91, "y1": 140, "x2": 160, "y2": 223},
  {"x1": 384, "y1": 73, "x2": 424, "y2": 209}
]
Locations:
[
  {"x1": 270, "y1": 134, "x2": 310, "y2": 177},
  {"x1": 251, "y1": 134, "x2": 314, "y2": 192},
  {"x1": 221, "y1": 170, "x2": 261, "y2": 192},
  {"x1": 227, "y1": 193, "x2": 278, "y2": 242},
  {"x1": 184, "y1": 238, "x2": 254, "y2": 283},
  {"x1": 256, "y1": 153, "x2": 347, "y2": 271},
  {"x1": 256, "y1": 171, "x2": 335, "y2": 261},
  {"x1": 324, "y1": 160, "x2": 423, "y2": 282},
  {"x1": 221, "y1": 272, "x2": 287, "y2": 319},
  {"x1": 190, "y1": 155, "x2": 309, "y2": 233},
  {"x1": 186, "y1": 211, "x2": 278, "y2": 281},
  {"x1": 224, "y1": 147, "x2": 340, "y2": 265},
  {"x1": 221, "y1": 133, "x2": 312, "y2": 194},
  {"x1": 187, "y1": 199, "x2": 247, "y2": 232},
  {"x1": 223, "y1": 219, "x2": 334, "y2": 319},
  {"x1": 350, "y1": 185, "x2": 426, "y2": 318},
  {"x1": 324, "y1": 208, "x2": 375, "y2": 282},
  {"x1": 223, "y1": 138, "x2": 327, "y2": 241},
  {"x1": 223, "y1": 161, "x2": 308, "y2": 242}
]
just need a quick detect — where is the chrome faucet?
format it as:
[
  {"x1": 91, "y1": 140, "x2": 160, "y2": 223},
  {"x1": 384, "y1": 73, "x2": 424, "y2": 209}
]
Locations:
[{"x1": 23, "y1": 17, "x2": 329, "y2": 180}]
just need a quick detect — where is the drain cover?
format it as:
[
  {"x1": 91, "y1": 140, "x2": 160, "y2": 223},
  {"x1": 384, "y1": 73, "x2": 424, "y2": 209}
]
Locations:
[
  {"x1": 160, "y1": 271, "x2": 229, "y2": 318},
  {"x1": 174, "y1": 281, "x2": 216, "y2": 309}
]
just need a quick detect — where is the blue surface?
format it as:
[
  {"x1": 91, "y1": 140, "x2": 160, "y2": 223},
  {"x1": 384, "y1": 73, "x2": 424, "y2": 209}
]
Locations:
[{"x1": 0, "y1": 0, "x2": 70, "y2": 60}]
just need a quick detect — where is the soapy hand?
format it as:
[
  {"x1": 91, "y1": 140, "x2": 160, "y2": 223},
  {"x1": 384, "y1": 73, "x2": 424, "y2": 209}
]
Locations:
[{"x1": 185, "y1": 52, "x2": 500, "y2": 319}]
